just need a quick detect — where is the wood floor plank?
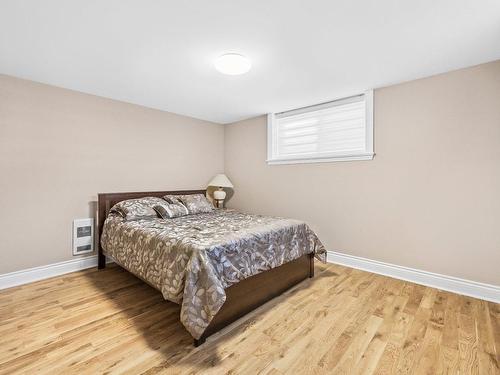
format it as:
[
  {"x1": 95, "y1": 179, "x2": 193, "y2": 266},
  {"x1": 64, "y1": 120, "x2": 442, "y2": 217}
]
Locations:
[
  {"x1": 441, "y1": 292, "x2": 460, "y2": 351},
  {"x1": 488, "y1": 301, "x2": 500, "y2": 368},
  {"x1": 394, "y1": 305, "x2": 432, "y2": 374},
  {"x1": 458, "y1": 312, "x2": 480, "y2": 375},
  {"x1": 411, "y1": 323, "x2": 442, "y2": 375},
  {"x1": 0, "y1": 263, "x2": 498, "y2": 374},
  {"x1": 436, "y1": 345, "x2": 460, "y2": 375}
]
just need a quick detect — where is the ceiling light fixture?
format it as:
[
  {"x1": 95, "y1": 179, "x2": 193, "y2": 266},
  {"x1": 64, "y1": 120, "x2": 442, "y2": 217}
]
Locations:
[{"x1": 214, "y1": 53, "x2": 251, "y2": 75}]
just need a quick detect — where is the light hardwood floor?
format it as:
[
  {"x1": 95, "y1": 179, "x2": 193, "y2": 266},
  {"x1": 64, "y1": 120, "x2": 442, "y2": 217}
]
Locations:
[{"x1": 0, "y1": 263, "x2": 498, "y2": 374}]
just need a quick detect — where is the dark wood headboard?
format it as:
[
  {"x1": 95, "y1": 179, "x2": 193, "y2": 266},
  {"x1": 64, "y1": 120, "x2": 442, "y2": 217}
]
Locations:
[{"x1": 97, "y1": 189, "x2": 206, "y2": 268}]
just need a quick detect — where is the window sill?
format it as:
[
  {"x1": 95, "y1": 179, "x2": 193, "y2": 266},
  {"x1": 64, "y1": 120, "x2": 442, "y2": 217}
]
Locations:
[{"x1": 267, "y1": 152, "x2": 374, "y2": 165}]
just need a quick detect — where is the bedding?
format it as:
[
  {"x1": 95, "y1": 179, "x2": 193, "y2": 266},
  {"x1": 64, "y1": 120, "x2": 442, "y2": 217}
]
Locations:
[
  {"x1": 177, "y1": 194, "x2": 213, "y2": 214},
  {"x1": 101, "y1": 209, "x2": 326, "y2": 339},
  {"x1": 109, "y1": 196, "x2": 165, "y2": 220},
  {"x1": 163, "y1": 194, "x2": 184, "y2": 204},
  {"x1": 153, "y1": 202, "x2": 189, "y2": 219}
]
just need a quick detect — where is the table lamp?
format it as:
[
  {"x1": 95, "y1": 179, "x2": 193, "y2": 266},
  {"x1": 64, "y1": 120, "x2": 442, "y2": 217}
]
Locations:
[{"x1": 208, "y1": 174, "x2": 234, "y2": 208}]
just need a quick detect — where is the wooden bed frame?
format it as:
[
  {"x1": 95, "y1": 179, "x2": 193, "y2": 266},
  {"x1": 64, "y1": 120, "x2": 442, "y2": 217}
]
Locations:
[{"x1": 97, "y1": 190, "x2": 314, "y2": 346}]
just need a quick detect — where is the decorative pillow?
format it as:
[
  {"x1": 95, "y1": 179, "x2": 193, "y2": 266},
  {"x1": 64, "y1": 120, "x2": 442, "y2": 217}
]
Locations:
[
  {"x1": 153, "y1": 202, "x2": 189, "y2": 219},
  {"x1": 163, "y1": 194, "x2": 183, "y2": 204},
  {"x1": 177, "y1": 194, "x2": 213, "y2": 214},
  {"x1": 110, "y1": 197, "x2": 165, "y2": 220}
]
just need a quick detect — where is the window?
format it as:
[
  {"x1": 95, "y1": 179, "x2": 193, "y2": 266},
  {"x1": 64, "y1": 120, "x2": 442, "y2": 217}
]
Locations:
[{"x1": 267, "y1": 91, "x2": 374, "y2": 164}]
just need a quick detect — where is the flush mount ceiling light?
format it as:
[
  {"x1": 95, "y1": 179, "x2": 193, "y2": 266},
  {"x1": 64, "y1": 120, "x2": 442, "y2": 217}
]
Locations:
[{"x1": 214, "y1": 53, "x2": 251, "y2": 75}]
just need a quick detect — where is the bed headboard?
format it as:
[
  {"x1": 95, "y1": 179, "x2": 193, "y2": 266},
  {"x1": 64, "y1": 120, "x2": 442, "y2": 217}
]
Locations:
[{"x1": 97, "y1": 189, "x2": 206, "y2": 268}]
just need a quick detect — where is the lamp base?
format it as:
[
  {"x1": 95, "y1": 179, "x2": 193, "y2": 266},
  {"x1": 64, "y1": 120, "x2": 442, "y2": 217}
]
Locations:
[{"x1": 213, "y1": 187, "x2": 226, "y2": 200}]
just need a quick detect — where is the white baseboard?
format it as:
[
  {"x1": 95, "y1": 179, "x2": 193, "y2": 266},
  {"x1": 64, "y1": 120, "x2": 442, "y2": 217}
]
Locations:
[
  {"x1": 0, "y1": 255, "x2": 109, "y2": 290},
  {"x1": 327, "y1": 251, "x2": 500, "y2": 304},
  {"x1": 2, "y1": 251, "x2": 498, "y2": 304}
]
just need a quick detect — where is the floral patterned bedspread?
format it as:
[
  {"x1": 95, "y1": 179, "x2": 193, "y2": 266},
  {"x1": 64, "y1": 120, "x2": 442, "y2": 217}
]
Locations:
[{"x1": 101, "y1": 209, "x2": 326, "y2": 339}]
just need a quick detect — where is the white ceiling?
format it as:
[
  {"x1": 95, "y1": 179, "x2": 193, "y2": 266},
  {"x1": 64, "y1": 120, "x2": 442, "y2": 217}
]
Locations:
[{"x1": 1, "y1": 1, "x2": 500, "y2": 124}]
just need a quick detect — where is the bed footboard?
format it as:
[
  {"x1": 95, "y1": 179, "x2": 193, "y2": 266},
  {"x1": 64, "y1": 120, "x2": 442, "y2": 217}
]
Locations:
[{"x1": 194, "y1": 252, "x2": 314, "y2": 346}]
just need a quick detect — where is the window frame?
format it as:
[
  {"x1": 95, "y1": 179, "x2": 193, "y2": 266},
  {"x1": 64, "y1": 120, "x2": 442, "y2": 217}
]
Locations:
[{"x1": 267, "y1": 90, "x2": 374, "y2": 165}]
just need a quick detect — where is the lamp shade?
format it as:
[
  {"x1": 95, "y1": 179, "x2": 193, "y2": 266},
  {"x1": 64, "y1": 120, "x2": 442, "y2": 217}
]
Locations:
[{"x1": 208, "y1": 174, "x2": 234, "y2": 188}]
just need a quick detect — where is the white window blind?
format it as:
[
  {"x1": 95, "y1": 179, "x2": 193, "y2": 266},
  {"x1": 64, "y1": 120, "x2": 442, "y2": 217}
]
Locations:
[{"x1": 267, "y1": 91, "x2": 374, "y2": 164}]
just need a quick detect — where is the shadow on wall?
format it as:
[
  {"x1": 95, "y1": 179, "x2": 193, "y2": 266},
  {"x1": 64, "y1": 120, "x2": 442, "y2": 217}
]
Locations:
[
  {"x1": 88, "y1": 200, "x2": 98, "y2": 253},
  {"x1": 88, "y1": 200, "x2": 97, "y2": 219},
  {"x1": 82, "y1": 263, "x2": 337, "y2": 372}
]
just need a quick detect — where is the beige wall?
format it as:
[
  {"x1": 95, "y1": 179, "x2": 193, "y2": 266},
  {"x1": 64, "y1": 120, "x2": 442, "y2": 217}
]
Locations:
[
  {"x1": 0, "y1": 75, "x2": 224, "y2": 274},
  {"x1": 225, "y1": 60, "x2": 500, "y2": 286},
  {"x1": 2, "y1": 60, "x2": 499, "y2": 284}
]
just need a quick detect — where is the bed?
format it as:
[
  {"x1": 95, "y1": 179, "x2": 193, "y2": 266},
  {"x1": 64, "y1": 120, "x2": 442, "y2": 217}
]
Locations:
[{"x1": 97, "y1": 190, "x2": 326, "y2": 346}]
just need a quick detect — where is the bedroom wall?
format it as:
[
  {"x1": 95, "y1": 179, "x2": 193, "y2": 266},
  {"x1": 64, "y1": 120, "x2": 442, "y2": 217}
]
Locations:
[
  {"x1": 0, "y1": 75, "x2": 224, "y2": 274},
  {"x1": 224, "y1": 60, "x2": 500, "y2": 286}
]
